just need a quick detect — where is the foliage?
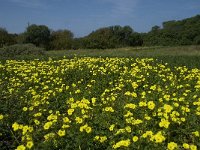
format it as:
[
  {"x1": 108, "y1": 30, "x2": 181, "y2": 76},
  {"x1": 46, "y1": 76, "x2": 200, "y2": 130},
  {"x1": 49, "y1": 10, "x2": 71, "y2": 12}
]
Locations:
[
  {"x1": 143, "y1": 15, "x2": 200, "y2": 46},
  {"x1": 0, "y1": 44, "x2": 45, "y2": 58},
  {"x1": 0, "y1": 57, "x2": 200, "y2": 149},
  {"x1": 0, "y1": 28, "x2": 16, "y2": 48},
  {"x1": 81, "y1": 25, "x2": 143, "y2": 49},
  {"x1": 49, "y1": 30, "x2": 74, "y2": 50},
  {"x1": 24, "y1": 24, "x2": 51, "y2": 49}
]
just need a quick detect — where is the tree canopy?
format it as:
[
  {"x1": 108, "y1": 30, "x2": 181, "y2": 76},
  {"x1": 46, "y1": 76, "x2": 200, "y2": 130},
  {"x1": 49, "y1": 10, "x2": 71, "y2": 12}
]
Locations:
[
  {"x1": 24, "y1": 24, "x2": 51, "y2": 49},
  {"x1": 49, "y1": 29, "x2": 74, "y2": 50}
]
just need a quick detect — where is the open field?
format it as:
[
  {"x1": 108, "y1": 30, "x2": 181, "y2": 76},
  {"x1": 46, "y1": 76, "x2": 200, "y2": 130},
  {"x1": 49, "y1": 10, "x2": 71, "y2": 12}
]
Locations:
[
  {"x1": 0, "y1": 46, "x2": 200, "y2": 149},
  {"x1": 46, "y1": 45, "x2": 200, "y2": 69},
  {"x1": 1, "y1": 56, "x2": 200, "y2": 149},
  {"x1": 47, "y1": 45, "x2": 200, "y2": 58}
]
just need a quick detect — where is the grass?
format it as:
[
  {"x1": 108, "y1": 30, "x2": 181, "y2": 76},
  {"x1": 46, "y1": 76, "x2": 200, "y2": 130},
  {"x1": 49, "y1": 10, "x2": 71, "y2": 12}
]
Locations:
[
  {"x1": 1, "y1": 45, "x2": 200, "y2": 68},
  {"x1": 46, "y1": 45, "x2": 200, "y2": 69},
  {"x1": 47, "y1": 45, "x2": 200, "y2": 57}
]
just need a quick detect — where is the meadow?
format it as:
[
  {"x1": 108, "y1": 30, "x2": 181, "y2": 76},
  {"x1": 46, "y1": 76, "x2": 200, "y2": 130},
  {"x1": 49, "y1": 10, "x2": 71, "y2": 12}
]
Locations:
[
  {"x1": 48, "y1": 45, "x2": 200, "y2": 69},
  {"x1": 0, "y1": 46, "x2": 200, "y2": 149}
]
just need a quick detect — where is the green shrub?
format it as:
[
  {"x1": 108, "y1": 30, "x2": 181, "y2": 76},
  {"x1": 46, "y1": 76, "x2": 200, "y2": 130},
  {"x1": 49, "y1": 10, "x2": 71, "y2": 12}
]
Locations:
[{"x1": 0, "y1": 44, "x2": 46, "y2": 58}]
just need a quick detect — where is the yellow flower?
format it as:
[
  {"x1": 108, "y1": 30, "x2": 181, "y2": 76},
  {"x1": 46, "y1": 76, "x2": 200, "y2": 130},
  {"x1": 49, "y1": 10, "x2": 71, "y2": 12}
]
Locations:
[
  {"x1": 192, "y1": 131, "x2": 199, "y2": 137},
  {"x1": 125, "y1": 91, "x2": 131, "y2": 96},
  {"x1": 124, "y1": 103, "x2": 136, "y2": 109},
  {"x1": 132, "y1": 136, "x2": 138, "y2": 142},
  {"x1": 63, "y1": 117, "x2": 70, "y2": 123},
  {"x1": 159, "y1": 119, "x2": 170, "y2": 128},
  {"x1": 109, "y1": 124, "x2": 115, "y2": 131},
  {"x1": 44, "y1": 133, "x2": 55, "y2": 141},
  {"x1": 147, "y1": 101, "x2": 155, "y2": 110},
  {"x1": 29, "y1": 106, "x2": 34, "y2": 111},
  {"x1": 34, "y1": 119, "x2": 40, "y2": 125},
  {"x1": 23, "y1": 107, "x2": 28, "y2": 111},
  {"x1": 132, "y1": 82, "x2": 138, "y2": 89},
  {"x1": 94, "y1": 135, "x2": 100, "y2": 141},
  {"x1": 131, "y1": 92, "x2": 137, "y2": 98},
  {"x1": 164, "y1": 104, "x2": 173, "y2": 113},
  {"x1": 91, "y1": 97, "x2": 96, "y2": 105},
  {"x1": 99, "y1": 136, "x2": 107, "y2": 143},
  {"x1": 153, "y1": 132, "x2": 165, "y2": 143},
  {"x1": 62, "y1": 124, "x2": 70, "y2": 129},
  {"x1": 0, "y1": 114, "x2": 3, "y2": 120},
  {"x1": 75, "y1": 117, "x2": 83, "y2": 124},
  {"x1": 174, "y1": 103, "x2": 179, "y2": 107},
  {"x1": 85, "y1": 127, "x2": 92, "y2": 133},
  {"x1": 139, "y1": 101, "x2": 147, "y2": 107},
  {"x1": 43, "y1": 122, "x2": 53, "y2": 130},
  {"x1": 125, "y1": 126, "x2": 131, "y2": 133},
  {"x1": 26, "y1": 141, "x2": 34, "y2": 149},
  {"x1": 145, "y1": 115, "x2": 151, "y2": 120},
  {"x1": 16, "y1": 145, "x2": 26, "y2": 150},
  {"x1": 57, "y1": 129, "x2": 66, "y2": 137},
  {"x1": 190, "y1": 144, "x2": 197, "y2": 150},
  {"x1": 113, "y1": 139, "x2": 131, "y2": 149},
  {"x1": 80, "y1": 124, "x2": 90, "y2": 132},
  {"x1": 33, "y1": 113, "x2": 42, "y2": 118},
  {"x1": 182, "y1": 143, "x2": 189, "y2": 149},
  {"x1": 47, "y1": 114, "x2": 57, "y2": 121},
  {"x1": 167, "y1": 142, "x2": 178, "y2": 150},
  {"x1": 181, "y1": 117, "x2": 186, "y2": 122},
  {"x1": 66, "y1": 86, "x2": 69, "y2": 90},
  {"x1": 12, "y1": 122, "x2": 19, "y2": 131},
  {"x1": 67, "y1": 109, "x2": 74, "y2": 115},
  {"x1": 22, "y1": 125, "x2": 29, "y2": 135},
  {"x1": 104, "y1": 107, "x2": 114, "y2": 112}
]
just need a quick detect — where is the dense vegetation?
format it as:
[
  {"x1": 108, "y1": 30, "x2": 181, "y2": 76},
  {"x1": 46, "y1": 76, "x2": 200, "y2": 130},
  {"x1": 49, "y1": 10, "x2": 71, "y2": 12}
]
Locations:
[
  {"x1": 143, "y1": 15, "x2": 200, "y2": 46},
  {"x1": 1, "y1": 57, "x2": 200, "y2": 150},
  {"x1": 0, "y1": 15, "x2": 200, "y2": 50},
  {"x1": 0, "y1": 44, "x2": 45, "y2": 59}
]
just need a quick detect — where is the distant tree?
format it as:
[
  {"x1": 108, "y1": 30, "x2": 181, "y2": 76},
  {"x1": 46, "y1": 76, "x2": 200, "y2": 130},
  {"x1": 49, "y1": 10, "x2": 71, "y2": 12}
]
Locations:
[
  {"x1": 24, "y1": 24, "x2": 50, "y2": 49},
  {"x1": 49, "y1": 29, "x2": 74, "y2": 50},
  {"x1": 72, "y1": 38, "x2": 88, "y2": 49},
  {"x1": 129, "y1": 33, "x2": 143, "y2": 46},
  {"x1": 81, "y1": 25, "x2": 142, "y2": 49},
  {"x1": 143, "y1": 15, "x2": 200, "y2": 46},
  {"x1": 86, "y1": 27, "x2": 114, "y2": 49},
  {"x1": 151, "y1": 26, "x2": 160, "y2": 32},
  {"x1": 15, "y1": 33, "x2": 26, "y2": 44},
  {"x1": 0, "y1": 27, "x2": 16, "y2": 48},
  {"x1": 194, "y1": 35, "x2": 200, "y2": 45}
]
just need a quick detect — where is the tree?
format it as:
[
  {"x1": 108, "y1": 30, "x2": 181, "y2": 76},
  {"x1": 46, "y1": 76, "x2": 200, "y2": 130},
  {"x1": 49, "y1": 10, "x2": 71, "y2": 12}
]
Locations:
[
  {"x1": 15, "y1": 33, "x2": 26, "y2": 44},
  {"x1": 81, "y1": 25, "x2": 141, "y2": 49},
  {"x1": 0, "y1": 27, "x2": 16, "y2": 48},
  {"x1": 143, "y1": 15, "x2": 200, "y2": 46},
  {"x1": 49, "y1": 29, "x2": 74, "y2": 50},
  {"x1": 24, "y1": 24, "x2": 50, "y2": 49},
  {"x1": 151, "y1": 26, "x2": 160, "y2": 32}
]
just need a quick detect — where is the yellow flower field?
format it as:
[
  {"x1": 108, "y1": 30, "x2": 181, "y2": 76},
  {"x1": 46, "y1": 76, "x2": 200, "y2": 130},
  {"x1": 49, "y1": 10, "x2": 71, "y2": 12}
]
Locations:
[{"x1": 0, "y1": 57, "x2": 200, "y2": 149}]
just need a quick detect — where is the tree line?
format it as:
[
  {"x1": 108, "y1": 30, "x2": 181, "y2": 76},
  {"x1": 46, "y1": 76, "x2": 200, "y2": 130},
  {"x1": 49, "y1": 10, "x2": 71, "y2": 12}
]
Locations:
[{"x1": 0, "y1": 15, "x2": 200, "y2": 50}]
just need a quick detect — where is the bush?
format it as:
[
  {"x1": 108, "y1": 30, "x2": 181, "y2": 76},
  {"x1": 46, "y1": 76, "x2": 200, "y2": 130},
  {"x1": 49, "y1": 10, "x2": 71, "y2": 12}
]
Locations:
[{"x1": 0, "y1": 44, "x2": 46, "y2": 58}]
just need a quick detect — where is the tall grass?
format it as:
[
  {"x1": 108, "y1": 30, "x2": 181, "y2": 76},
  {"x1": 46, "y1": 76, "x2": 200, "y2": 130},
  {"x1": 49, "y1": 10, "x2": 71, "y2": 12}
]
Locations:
[{"x1": 46, "y1": 45, "x2": 200, "y2": 69}]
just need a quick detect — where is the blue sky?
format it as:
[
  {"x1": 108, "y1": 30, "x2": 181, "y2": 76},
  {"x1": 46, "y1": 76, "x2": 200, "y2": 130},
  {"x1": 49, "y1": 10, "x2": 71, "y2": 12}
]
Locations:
[{"x1": 0, "y1": 0, "x2": 200, "y2": 37}]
